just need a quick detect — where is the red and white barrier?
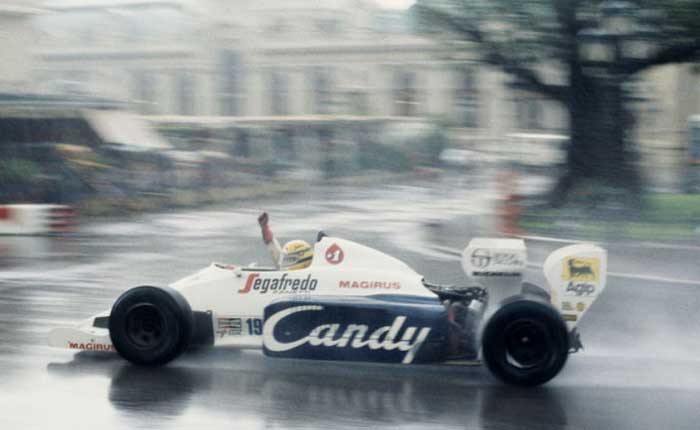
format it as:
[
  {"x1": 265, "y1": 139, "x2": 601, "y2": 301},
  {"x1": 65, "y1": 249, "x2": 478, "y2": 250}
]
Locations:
[{"x1": 0, "y1": 204, "x2": 77, "y2": 235}]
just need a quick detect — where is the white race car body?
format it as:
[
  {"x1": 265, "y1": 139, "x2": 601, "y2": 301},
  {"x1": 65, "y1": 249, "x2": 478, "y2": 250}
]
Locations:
[
  {"x1": 49, "y1": 234, "x2": 607, "y2": 385},
  {"x1": 50, "y1": 237, "x2": 433, "y2": 352}
]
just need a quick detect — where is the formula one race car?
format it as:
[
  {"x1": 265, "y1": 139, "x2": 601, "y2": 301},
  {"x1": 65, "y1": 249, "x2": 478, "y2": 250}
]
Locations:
[{"x1": 49, "y1": 233, "x2": 607, "y2": 386}]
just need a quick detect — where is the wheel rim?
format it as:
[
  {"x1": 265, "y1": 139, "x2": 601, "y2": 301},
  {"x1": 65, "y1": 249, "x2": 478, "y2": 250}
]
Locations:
[
  {"x1": 503, "y1": 319, "x2": 552, "y2": 369},
  {"x1": 125, "y1": 303, "x2": 165, "y2": 349}
]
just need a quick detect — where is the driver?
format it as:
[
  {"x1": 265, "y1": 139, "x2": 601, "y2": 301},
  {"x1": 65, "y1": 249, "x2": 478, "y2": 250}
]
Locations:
[{"x1": 257, "y1": 212, "x2": 313, "y2": 270}]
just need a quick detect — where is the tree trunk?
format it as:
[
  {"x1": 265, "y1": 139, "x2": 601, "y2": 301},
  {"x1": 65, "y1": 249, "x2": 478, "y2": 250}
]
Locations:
[{"x1": 550, "y1": 73, "x2": 642, "y2": 207}]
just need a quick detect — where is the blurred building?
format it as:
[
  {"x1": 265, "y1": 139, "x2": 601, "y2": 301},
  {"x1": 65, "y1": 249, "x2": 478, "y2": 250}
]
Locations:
[
  {"x1": 32, "y1": 0, "x2": 700, "y2": 168},
  {"x1": 34, "y1": 0, "x2": 562, "y2": 142},
  {"x1": 0, "y1": 1, "x2": 42, "y2": 93}
]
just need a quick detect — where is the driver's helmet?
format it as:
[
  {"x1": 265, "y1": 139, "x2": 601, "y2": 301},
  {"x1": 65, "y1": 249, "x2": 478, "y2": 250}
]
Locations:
[{"x1": 281, "y1": 240, "x2": 313, "y2": 270}]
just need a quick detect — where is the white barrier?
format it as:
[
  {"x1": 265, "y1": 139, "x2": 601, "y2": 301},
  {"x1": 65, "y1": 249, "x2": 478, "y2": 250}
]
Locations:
[
  {"x1": 506, "y1": 133, "x2": 567, "y2": 167},
  {"x1": 0, "y1": 204, "x2": 77, "y2": 235}
]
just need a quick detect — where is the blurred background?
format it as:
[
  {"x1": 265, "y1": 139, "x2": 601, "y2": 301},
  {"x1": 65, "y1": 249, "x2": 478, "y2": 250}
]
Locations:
[{"x1": 0, "y1": 0, "x2": 698, "y2": 241}]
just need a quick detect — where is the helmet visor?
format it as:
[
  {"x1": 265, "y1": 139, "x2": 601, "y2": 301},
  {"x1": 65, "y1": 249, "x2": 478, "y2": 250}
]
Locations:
[{"x1": 281, "y1": 249, "x2": 312, "y2": 268}]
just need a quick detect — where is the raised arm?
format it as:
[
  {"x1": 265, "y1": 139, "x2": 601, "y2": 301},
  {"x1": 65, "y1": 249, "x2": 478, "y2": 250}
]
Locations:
[{"x1": 258, "y1": 212, "x2": 282, "y2": 268}]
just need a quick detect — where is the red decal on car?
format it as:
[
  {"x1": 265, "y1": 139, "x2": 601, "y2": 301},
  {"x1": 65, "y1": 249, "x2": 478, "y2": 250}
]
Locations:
[
  {"x1": 325, "y1": 243, "x2": 344, "y2": 265},
  {"x1": 0, "y1": 206, "x2": 11, "y2": 220},
  {"x1": 240, "y1": 273, "x2": 317, "y2": 294},
  {"x1": 239, "y1": 273, "x2": 259, "y2": 294}
]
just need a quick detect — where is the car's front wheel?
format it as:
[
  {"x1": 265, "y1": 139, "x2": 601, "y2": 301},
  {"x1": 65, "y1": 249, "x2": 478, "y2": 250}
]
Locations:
[
  {"x1": 481, "y1": 297, "x2": 569, "y2": 386},
  {"x1": 109, "y1": 286, "x2": 193, "y2": 365}
]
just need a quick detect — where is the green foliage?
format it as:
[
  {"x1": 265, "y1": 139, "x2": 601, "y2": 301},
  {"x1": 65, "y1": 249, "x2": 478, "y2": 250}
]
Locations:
[
  {"x1": 356, "y1": 143, "x2": 414, "y2": 172},
  {"x1": 414, "y1": 0, "x2": 570, "y2": 67},
  {"x1": 0, "y1": 158, "x2": 42, "y2": 202},
  {"x1": 644, "y1": 193, "x2": 700, "y2": 223},
  {"x1": 420, "y1": 126, "x2": 448, "y2": 166},
  {"x1": 378, "y1": 120, "x2": 449, "y2": 168},
  {"x1": 520, "y1": 191, "x2": 700, "y2": 241},
  {"x1": 414, "y1": 0, "x2": 700, "y2": 88},
  {"x1": 415, "y1": 0, "x2": 700, "y2": 198},
  {"x1": 565, "y1": 178, "x2": 640, "y2": 209},
  {"x1": 520, "y1": 217, "x2": 697, "y2": 241},
  {"x1": 0, "y1": 158, "x2": 41, "y2": 185},
  {"x1": 260, "y1": 159, "x2": 284, "y2": 177},
  {"x1": 641, "y1": 0, "x2": 700, "y2": 39}
]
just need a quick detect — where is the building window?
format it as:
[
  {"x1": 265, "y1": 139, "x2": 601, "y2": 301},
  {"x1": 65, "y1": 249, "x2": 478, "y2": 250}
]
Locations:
[
  {"x1": 266, "y1": 18, "x2": 290, "y2": 37},
  {"x1": 393, "y1": 70, "x2": 418, "y2": 117},
  {"x1": 269, "y1": 71, "x2": 288, "y2": 116},
  {"x1": 177, "y1": 72, "x2": 195, "y2": 116},
  {"x1": 273, "y1": 129, "x2": 296, "y2": 160},
  {"x1": 311, "y1": 68, "x2": 334, "y2": 115},
  {"x1": 61, "y1": 71, "x2": 89, "y2": 95},
  {"x1": 315, "y1": 18, "x2": 341, "y2": 36},
  {"x1": 82, "y1": 27, "x2": 96, "y2": 46},
  {"x1": 219, "y1": 52, "x2": 243, "y2": 116},
  {"x1": 132, "y1": 71, "x2": 157, "y2": 115},
  {"x1": 348, "y1": 91, "x2": 368, "y2": 116},
  {"x1": 515, "y1": 95, "x2": 543, "y2": 130},
  {"x1": 455, "y1": 68, "x2": 479, "y2": 127},
  {"x1": 234, "y1": 130, "x2": 251, "y2": 157}
]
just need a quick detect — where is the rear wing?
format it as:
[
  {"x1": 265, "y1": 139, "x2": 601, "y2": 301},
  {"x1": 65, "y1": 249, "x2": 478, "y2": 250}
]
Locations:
[
  {"x1": 461, "y1": 238, "x2": 607, "y2": 329},
  {"x1": 543, "y1": 244, "x2": 608, "y2": 329}
]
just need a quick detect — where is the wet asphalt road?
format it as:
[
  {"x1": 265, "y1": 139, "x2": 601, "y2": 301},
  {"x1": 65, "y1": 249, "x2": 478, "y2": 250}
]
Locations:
[{"x1": 2, "y1": 178, "x2": 700, "y2": 430}]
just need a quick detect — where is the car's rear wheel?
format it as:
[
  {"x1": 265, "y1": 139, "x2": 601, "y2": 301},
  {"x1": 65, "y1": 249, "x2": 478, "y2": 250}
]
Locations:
[
  {"x1": 481, "y1": 297, "x2": 569, "y2": 386},
  {"x1": 109, "y1": 286, "x2": 193, "y2": 365}
]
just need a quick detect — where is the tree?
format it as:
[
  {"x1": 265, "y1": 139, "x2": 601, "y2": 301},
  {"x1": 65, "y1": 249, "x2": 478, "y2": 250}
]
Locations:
[{"x1": 414, "y1": 0, "x2": 700, "y2": 205}]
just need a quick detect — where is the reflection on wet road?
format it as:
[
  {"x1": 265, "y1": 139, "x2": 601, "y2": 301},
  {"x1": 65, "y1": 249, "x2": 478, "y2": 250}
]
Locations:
[
  {"x1": 35, "y1": 350, "x2": 699, "y2": 430},
  {"x1": 2, "y1": 178, "x2": 700, "y2": 429}
]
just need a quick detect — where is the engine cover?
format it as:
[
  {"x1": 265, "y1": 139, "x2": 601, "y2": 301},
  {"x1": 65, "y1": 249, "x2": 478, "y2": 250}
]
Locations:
[{"x1": 262, "y1": 295, "x2": 448, "y2": 364}]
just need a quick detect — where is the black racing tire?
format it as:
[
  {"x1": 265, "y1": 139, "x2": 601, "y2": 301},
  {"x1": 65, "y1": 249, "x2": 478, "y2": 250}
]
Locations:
[
  {"x1": 109, "y1": 286, "x2": 194, "y2": 366},
  {"x1": 521, "y1": 282, "x2": 551, "y2": 302},
  {"x1": 482, "y1": 297, "x2": 569, "y2": 386}
]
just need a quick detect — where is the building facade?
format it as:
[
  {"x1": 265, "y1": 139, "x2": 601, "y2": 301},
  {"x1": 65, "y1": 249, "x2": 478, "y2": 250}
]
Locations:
[
  {"x1": 34, "y1": 1, "x2": 569, "y2": 141},
  {"x1": 0, "y1": 1, "x2": 42, "y2": 93},
  {"x1": 32, "y1": 0, "x2": 700, "y2": 169}
]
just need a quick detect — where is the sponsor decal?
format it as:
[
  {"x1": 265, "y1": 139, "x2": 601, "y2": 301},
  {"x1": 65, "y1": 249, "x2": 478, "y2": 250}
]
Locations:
[
  {"x1": 562, "y1": 314, "x2": 578, "y2": 322},
  {"x1": 217, "y1": 317, "x2": 243, "y2": 337},
  {"x1": 563, "y1": 257, "x2": 599, "y2": 282},
  {"x1": 339, "y1": 280, "x2": 401, "y2": 290},
  {"x1": 492, "y1": 252, "x2": 524, "y2": 266},
  {"x1": 68, "y1": 341, "x2": 115, "y2": 352},
  {"x1": 238, "y1": 273, "x2": 318, "y2": 294},
  {"x1": 216, "y1": 317, "x2": 264, "y2": 337},
  {"x1": 565, "y1": 281, "x2": 596, "y2": 296},
  {"x1": 263, "y1": 305, "x2": 432, "y2": 364},
  {"x1": 471, "y1": 271, "x2": 521, "y2": 277},
  {"x1": 325, "y1": 243, "x2": 344, "y2": 265},
  {"x1": 562, "y1": 301, "x2": 587, "y2": 312},
  {"x1": 470, "y1": 249, "x2": 491, "y2": 268},
  {"x1": 471, "y1": 249, "x2": 524, "y2": 269}
]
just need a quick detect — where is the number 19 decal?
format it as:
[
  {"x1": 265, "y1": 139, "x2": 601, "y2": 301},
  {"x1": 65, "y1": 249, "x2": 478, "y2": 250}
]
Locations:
[{"x1": 246, "y1": 318, "x2": 263, "y2": 335}]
